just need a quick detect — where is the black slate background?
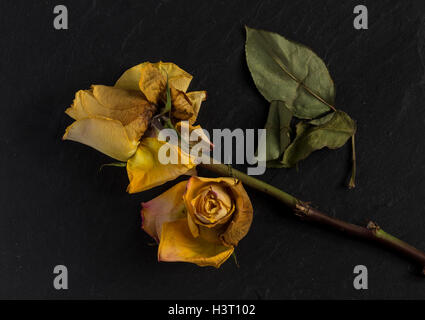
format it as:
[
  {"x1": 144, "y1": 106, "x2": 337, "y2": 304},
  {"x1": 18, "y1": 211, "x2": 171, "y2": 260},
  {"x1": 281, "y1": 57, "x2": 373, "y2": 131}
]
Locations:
[{"x1": 1, "y1": 0, "x2": 425, "y2": 299}]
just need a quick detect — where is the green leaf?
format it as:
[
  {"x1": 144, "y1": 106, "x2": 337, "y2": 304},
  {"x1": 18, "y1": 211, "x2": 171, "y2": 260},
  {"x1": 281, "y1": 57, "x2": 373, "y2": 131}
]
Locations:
[
  {"x1": 309, "y1": 112, "x2": 335, "y2": 126},
  {"x1": 245, "y1": 26, "x2": 335, "y2": 119},
  {"x1": 265, "y1": 159, "x2": 287, "y2": 168},
  {"x1": 258, "y1": 101, "x2": 293, "y2": 164},
  {"x1": 232, "y1": 251, "x2": 240, "y2": 268},
  {"x1": 282, "y1": 111, "x2": 356, "y2": 167},
  {"x1": 348, "y1": 135, "x2": 356, "y2": 189},
  {"x1": 99, "y1": 162, "x2": 127, "y2": 172}
]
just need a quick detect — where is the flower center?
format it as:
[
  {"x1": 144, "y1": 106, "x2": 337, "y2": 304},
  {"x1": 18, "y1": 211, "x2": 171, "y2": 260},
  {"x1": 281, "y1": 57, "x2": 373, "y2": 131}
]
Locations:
[{"x1": 193, "y1": 184, "x2": 234, "y2": 224}]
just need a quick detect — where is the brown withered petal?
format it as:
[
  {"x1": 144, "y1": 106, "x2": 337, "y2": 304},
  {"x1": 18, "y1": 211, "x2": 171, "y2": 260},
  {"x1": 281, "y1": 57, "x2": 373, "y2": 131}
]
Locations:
[
  {"x1": 219, "y1": 180, "x2": 254, "y2": 247},
  {"x1": 170, "y1": 87, "x2": 195, "y2": 120},
  {"x1": 63, "y1": 85, "x2": 156, "y2": 161},
  {"x1": 123, "y1": 107, "x2": 156, "y2": 142},
  {"x1": 115, "y1": 61, "x2": 193, "y2": 93},
  {"x1": 65, "y1": 85, "x2": 156, "y2": 142},
  {"x1": 139, "y1": 63, "x2": 167, "y2": 105},
  {"x1": 95, "y1": 86, "x2": 156, "y2": 142},
  {"x1": 187, "y1": 91, "x2": 207, "y2": 124},
  {"x1": 66, "y1": 86, "x2": 156, "y2": 125}
]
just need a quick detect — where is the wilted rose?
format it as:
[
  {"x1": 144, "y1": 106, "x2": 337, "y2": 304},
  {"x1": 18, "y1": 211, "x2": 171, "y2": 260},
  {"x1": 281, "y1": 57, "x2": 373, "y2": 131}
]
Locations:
[
  {"x1": 63, "y1": 61, "x2": 207, "y2": 192},
  {"x1": 142, "y1": 177, "x2": 253, "y2": 267}
]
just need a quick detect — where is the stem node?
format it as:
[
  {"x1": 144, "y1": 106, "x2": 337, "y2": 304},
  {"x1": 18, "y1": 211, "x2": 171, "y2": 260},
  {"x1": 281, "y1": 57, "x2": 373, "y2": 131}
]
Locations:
[{"x1": 366, "y1": 221, "x2": 380, "y2": 232}]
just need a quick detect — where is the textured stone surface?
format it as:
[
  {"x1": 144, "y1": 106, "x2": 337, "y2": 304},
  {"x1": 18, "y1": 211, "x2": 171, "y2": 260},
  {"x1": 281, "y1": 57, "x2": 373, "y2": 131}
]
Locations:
[{"x1": 1, "y1": 0, "x2": 425, "y2": 299}]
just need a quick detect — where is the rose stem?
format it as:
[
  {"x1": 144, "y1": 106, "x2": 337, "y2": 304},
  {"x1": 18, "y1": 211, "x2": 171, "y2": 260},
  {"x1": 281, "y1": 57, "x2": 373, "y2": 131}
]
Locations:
[{"x1": 200, "y1": 162, "x2": 425, "y2": 274}]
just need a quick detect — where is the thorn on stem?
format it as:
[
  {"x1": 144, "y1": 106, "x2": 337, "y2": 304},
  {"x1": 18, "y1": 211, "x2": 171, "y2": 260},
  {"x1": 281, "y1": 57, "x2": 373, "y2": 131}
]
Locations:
[{"x1": 367, "y1": 221, "x2": 380, "y2": 231}]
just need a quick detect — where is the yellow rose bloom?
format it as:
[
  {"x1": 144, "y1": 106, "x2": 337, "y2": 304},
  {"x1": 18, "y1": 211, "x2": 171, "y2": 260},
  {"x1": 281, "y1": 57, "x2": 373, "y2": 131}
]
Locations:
[
  {"x1": 141, "y1": 177, "x2": 254, "y2": 268},
  {"x1": 63, "y1": 61, "x2": 207, "y2": 192}
]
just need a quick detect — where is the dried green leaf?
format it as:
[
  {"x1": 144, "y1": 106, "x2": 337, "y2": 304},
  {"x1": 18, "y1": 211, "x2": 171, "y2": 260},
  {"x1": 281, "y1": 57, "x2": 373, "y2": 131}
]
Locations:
[
  {"x1": 282, "y1": 111, "x2": 356, "y2": 167},
  {"x1": 309, "y1": 112, "x2": 335, "y2": 126},
  {"x1": 258, "y1": 101, "x2": 293, "y2": 164},
  {"x1": 348, "y1": 135, "x2": 356, "y2": 189},
  {"x1": 245, "y1": 26, "x2": 335, "y2": 119},
  {"x1": 265, "y1": 159, "x2": 287, "y2": 168}
]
